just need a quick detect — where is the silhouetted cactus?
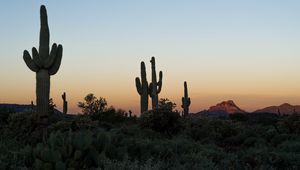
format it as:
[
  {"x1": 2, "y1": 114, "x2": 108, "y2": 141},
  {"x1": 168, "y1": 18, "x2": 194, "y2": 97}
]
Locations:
[
  {"x1": 149, "y1": 57, "x2": 163, "y2": 109},
  {"x1": 135, "y1": 62, "x2": 149, "y2": 113},
  {"x1": 129, "y1": 110, "x2": 132, "y2": 117},
  {"x1": 62, "y1": 92, "x2": 68, "y2": 114},
  {"x1": 181, "y1": 81, "x2": 191, "y2": 116},
  {"x1": 23, "y1": 5, "x2": 63, "y2": 124},
  {"x1": 31, "y1": 101, "x2": 34, "y2": 111}
]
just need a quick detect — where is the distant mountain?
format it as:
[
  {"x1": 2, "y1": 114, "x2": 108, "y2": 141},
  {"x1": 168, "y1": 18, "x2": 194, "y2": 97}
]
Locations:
[
  {"x1": 0, "y1": 104, "x2": 34, "y2": 113},
  {"x1": 0, "y1": 103, "x2": 62, "y2": 114},
  {"x1": 208, "y1": 100, "x2": 246, "y2": 114},
  {"x1": 253, "y1": 103, "x2": 300, "y2": 115},
  {"x1": 196, "y1": 100, "x2": 246, "y2": 117}
]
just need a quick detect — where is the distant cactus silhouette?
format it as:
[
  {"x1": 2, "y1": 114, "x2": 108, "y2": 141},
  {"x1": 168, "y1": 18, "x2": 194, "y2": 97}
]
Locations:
[
  {"x1": 23, "y1": 5, "x2": 63, "y2": 124},
  {"x1": 135, "y1": 62, "x2": 149, "y2": 113},
  {"x1": 181, "y1": 81, "x2": 191, "y2": 116},
  {"x1": 62, "y1": 92, "x2": 68, "y2": 114},
  {"x1": 129, "y1": 110, "x2": 132, "y2": 117},
  {"x1": 149, "y1": 57, "x2": 163, "y2": 109}
]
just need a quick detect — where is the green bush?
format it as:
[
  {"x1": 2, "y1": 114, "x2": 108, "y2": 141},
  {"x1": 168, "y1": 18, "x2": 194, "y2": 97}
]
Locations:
[{"x1": 139, "y1": 109, "x2": 183, "y2": 136}]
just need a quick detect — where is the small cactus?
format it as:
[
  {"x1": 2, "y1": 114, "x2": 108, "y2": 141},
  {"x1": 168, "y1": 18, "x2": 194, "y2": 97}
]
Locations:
[
  {"x1": 23, "y1": 5, "x2": 63, "y2": 125},
  {"x1": 31, "y1": 101, "x2": 34, "y2": 112},
  {"x1": 135, "y1": 62, "x2": 149, "y2": 113},
  {"x1": 149, "y1": 57, "x2": 163, "y2": 109},
  {"x1": 129, "y1": 110, "x2": 132, "y2": 117},
  {"x1": 181, "y1": 81, "x2": 191, "y2": 116},
  {"x1": 62, "y1": 92, "x2": 68, "y2": 114}
]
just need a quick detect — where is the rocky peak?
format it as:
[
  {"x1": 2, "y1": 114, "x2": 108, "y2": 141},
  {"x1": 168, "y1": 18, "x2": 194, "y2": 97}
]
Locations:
[{"x1": 208, "y1": 100, "x2": 246, "y2": 114}]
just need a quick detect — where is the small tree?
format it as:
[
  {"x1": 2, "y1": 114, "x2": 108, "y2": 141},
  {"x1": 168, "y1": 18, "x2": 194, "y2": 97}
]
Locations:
[
  {"x1": 158, "y1": 98, "x2": 176, "y2": 112},
  {"x1": 78, "y1": 93, "x2": 107, "y2": 115},
  {"x1": 49, "y1": 98, "x2": 56, "y2": 114}
]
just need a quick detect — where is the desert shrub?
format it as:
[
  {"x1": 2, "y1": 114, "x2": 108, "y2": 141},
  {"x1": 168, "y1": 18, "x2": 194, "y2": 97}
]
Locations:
[
  {"x1": 139, "y1": 109, "x2": 182, "y2": 136},
  {"x1": 277, "y1": 140, "x2": 300, "y2": 153},
  {"x1": 184, "y1": 117, "x2": 244, "y2": 148},
  {"x1": 245, "y1": 113, "x2": 279, "y2": 126},
  {"x1": 242, "y1": 137, "x2": 267, "y2": 148},
  {"x1": 22, "y1": 129, "x2": 112, "y2": 169},
  {"x1": 183, "y1": 117, "x2": 213, "y2": 142},
  {"x1": 92, "y1": 107, "x2": 129, "y2": 124},
  {"x1": 78, "y1": 93, "x2": 108, "y2": 115},
  {"x1": 262, "y1": 128, "x2": 278, "y2": 142},
  {"x1": 279, "y1": 113, "x2": 300, "y2": 134},
  {"x1": 175, "y1": 152, "x2": 216, "y2": 170},
  {"x1": 158, "y1": 98, "x2": 177, "y2": 112},
  {"x1": 0, "y1": 107, "x2": 15, "y2": 125},
  {"x1": 239, "y1": 146, "x2": 271, "y2": 169},
  {"x1": 270, "y1": 134, "x2": 292, "y2": 147},
  {"x1": 209, "y1": 119, "x2": 239, "y2": 139},
  {"x1": 3, "y1": 112, "x2": 42, "y2": 144},
  {"x1": 0, "y1": 138, "x2": 26, "y2": 169},
  {"x1": 229, "y1": 113, "x2": 248, "y2": 122}
]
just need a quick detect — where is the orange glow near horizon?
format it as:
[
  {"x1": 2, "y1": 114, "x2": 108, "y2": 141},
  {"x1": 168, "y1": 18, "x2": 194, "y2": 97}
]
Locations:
[
  {"x1": 1, "y1": 70, "x2": 300, "y2": 115},
  {"x1": 1, "y1": 2, "x2": 300, "y2": 115}
]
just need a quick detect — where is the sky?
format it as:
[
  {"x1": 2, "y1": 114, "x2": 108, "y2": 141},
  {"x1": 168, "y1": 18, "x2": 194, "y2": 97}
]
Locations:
[{"x1": 0, "y1": 0, "x2": 300, "y2": 114}]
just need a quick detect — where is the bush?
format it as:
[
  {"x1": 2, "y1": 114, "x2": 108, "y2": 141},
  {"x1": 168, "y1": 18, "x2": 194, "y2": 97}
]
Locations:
[{"x1": 139, "y1": 109, "x2": 183, "y2": 136}]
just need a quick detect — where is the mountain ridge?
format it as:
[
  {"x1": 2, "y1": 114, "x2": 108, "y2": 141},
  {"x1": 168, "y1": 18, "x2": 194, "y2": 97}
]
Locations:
[
  {"x1": 253, "y1": 103, "x2": 300, "y2": 115},
  {"x1": 195, "y1": 100, "x2": 300, "y2": 116}
]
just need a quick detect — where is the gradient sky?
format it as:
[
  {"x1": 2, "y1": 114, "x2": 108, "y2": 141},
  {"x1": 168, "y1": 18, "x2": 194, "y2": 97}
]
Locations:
[{"x1": 0, "y1": 0, "x2": 300, "y2": 114}]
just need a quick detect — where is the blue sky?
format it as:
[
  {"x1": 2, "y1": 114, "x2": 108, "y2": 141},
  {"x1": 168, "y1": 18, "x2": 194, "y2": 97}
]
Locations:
[{"x1": 0, "y1": 1, "x2": 300, "y2": 113}]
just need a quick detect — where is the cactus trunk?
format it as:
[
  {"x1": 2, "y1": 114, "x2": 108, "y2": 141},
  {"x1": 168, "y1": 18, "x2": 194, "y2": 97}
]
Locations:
[
  {"x1": 149, "y1": 57, "x2": 163, "y2": 109},
  {"x1": 62, "y1": 92, "x2": 68, "y2": 114},
  {"x1": 140, "y1": 88, "x2": 148, "y2": 113},
  {"x1": 36, "y1": 69, "x2": 50, "y2": 124},
  {"x1": 181, "y1": 81, "x2": 191, "y2": 116},
  {"x1": 135, "y1": 62, "x2": 149, "y2": 113},
  {"x1": 151, "y1": 59, "x2": 158, "y2": 109}
]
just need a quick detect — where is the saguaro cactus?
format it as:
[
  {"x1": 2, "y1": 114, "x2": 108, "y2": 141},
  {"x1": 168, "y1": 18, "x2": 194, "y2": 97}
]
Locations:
[
  {"x1": 135, "y1": 62, "x2": 149, "y2": 113},
  {"x1": 149, "y1": 57, "x2": 163, "y2": 109},
  {"x1": 62, "y1": 92, "x2": 68, "y2": 114},
  {"x1": 181, "y1": 81, "x2": 191, "y2": 116},
  {"x1": 23, "y1": 5, "x2": 63, "y2": 124}
]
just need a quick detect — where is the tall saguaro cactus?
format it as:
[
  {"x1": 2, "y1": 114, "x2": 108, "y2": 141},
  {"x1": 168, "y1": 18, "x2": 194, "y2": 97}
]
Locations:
[
  {"x1": 135, "y1": 62, "x2": 149, "y2": 113},
  {"x1": 23, "y1": 5, "x2": 63, "y2": 124},
  {"x1": 62, "y1": 92, "x2": 68, "y2": 114},
  {"x1": 181, "y1": 81, "x2": 191, "y2": 116},
  {"x1": 149, "y1": 57, "x2": 163, "y2": 109}
]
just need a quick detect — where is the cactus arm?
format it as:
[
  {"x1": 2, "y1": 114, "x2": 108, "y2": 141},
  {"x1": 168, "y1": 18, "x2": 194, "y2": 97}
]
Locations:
[
  {"x1": 48, "y1": 45, "x2": 63, "y2": 75},
  {"x1": 44, "y1": 43, "x2": 57, "y2": 68},
  {"x1": 135, "y1": 77, "x2": 142, "y2": 95},
  {"x1": 141, "y1": 62, "x2": 147, "y2": 80},
  {"x1": 157, "y1": 71, "x2": 163, "y2": 93},
  {"x1": 32, "y1": 47, "x2": 43, "y2": 67},
  {"x1": 39, "y1": 5, "x2": 49, "y2": 60},
  {"x1": 62, "y1": 92, "x2": 65, "y2": 100},
  {"x1": 181, "y1": 97, "x2": 185, "y2": 108},
  {"x1": 188, "y1": 97, "x2": 191, "y2": 106},
  {"x1": 23, "y1": 50, "x2": 39, "y2": 72}
]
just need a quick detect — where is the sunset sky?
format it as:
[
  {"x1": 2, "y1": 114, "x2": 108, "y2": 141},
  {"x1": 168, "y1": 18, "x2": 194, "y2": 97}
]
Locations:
[{"x1": 0, "y1": 1, "x2": 300, "y2": 114}]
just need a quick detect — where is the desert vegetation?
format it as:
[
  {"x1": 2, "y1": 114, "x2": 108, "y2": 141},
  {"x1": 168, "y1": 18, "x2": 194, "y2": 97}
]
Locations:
[
  {"x1": 0, "y1": 100, "x2": 299, "y2": 169},
  {"x1": 0, "y1": 5, "x2": 299, "y2": 170}
]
